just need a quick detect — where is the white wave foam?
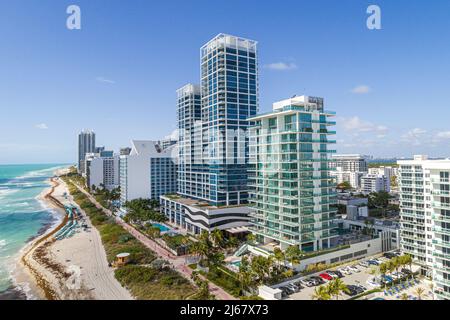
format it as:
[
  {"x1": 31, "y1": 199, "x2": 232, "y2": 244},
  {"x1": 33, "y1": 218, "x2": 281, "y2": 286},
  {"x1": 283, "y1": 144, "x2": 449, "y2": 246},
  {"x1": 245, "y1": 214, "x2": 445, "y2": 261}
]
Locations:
[{"x1": 0, "y1": 240, "x2": 6, "y2": 248}]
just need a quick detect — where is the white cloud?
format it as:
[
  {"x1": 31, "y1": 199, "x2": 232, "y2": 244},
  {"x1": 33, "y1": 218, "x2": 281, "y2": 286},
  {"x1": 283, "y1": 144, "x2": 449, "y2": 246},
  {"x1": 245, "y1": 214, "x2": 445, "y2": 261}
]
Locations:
[
  {"x1": 339, "y1": 116, "x2": 388, "y2": 134},
  {"x1": 351, "y1": 85, "x2": 371, "y2": 94},
  {"x1": 401, "y1": 128, "x2": 427, "y2": 146},
  {"x1": 35, "y1": 123, "x2": 48, "y2": 130},
  {"x1": 435, "y1": 131, "x2": 450, "y2": 139},
  {"x1": 96, "y1": 77, "x2": 116, "y2": 84},
  {"x1": 264, "y1": 62, "x2": 298, "y2": 71}
]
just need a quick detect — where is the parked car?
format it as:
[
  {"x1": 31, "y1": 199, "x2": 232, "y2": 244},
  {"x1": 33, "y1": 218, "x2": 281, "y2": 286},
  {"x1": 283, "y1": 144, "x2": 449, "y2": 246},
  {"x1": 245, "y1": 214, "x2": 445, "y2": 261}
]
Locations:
[
  {"x1": 383, "y1": 252, "x2": 397, "y2": 259},
  {"x1": 359, "y1": 261, "x2": 369, "y2": 268},
  {"x1": 333, "y1": 270, "x2": 345, "y2": 278},
  {"x1": 325, "y1": 271, "x2": 339, "y2": 278},
  {"x1": 319, "y1": 273, "x2": 333, "y2": 281},
  {"x1": 286, "y1": 283, "x2": 301, "y2": 293},
  {"x1": 348, "y1": 265, "x2": 361, "y2": 273},
  {"x1": 338, "y1": 267, "x2": 352, "y2": 275},
  {"x1": 282, "y1": 285, "x2": 296, "y2": 295},
  {"x1": 344, "y1": 285, "x2": 358, "y2": 296},
  {"x1": 355, "y1": 284, "x2": 367, "y2": 292},
  {"x1": 368, "y1": 260, "x2": 380, "y2": 266},
  {"x1": 310, "y1": 276, "x2": 325, "y2": 284},
  {"x1": 299, "y1": 279, "x2": 315, "y2": 287},
  {"x1": 351, "y1": 285, "x2": 365, "y2": 295}
]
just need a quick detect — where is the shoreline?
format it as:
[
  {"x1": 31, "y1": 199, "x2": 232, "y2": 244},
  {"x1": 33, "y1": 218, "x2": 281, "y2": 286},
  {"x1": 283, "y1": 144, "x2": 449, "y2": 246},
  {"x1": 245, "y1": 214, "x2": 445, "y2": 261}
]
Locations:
[
  {"x1": 7, "y1": 170, "x2": 67, "y2": 300},
  {"x1": 12, "y1": 171, "x2": 69, "y2": 300},
  {"x1": 12, "y1": 167, "x2": 133, "y2": 300}
]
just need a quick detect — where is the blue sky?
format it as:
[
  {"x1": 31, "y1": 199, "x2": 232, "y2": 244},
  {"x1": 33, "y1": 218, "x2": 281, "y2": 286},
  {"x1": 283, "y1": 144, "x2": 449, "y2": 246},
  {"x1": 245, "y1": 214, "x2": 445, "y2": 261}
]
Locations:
[{"x1": 1, "y1": 0, "x2": 450, "y2": 164}]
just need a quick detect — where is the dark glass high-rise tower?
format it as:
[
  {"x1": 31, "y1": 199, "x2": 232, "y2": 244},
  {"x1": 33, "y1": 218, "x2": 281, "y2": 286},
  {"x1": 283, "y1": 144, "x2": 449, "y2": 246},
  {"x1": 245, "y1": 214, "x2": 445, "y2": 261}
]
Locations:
[{"x1": 200, "y1": 34, "x2": 259, "y2": 206}]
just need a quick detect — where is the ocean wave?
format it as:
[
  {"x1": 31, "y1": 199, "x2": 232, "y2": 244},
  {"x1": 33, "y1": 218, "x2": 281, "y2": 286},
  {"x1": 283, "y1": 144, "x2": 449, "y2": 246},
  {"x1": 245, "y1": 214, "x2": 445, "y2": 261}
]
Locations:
[{"x1": 0, "y1": 240, "x2": 6, "y2": 249}]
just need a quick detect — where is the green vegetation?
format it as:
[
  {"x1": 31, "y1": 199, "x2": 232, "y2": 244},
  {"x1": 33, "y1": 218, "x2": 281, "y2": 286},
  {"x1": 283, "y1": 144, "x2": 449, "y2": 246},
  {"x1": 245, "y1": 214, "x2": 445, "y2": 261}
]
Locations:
[
  {"x1": 337, "y1": 181, "x2": 352, "y2": 191},
  {"x1": 115, "y1": 265, "x2": 195, "y2": 300},
  {"x1": 348, "y1": 288, "x2": 382, "y2": 300},
  {"x1": 368, "y1": 162, "x2": 398, "y2": 168},
  {"x1": 123, "y1": 198, "x2": 166, "y2": 224},
  {"x1": 62, "y1": 176, "x2": 196, "y2": 300},
  {"x1": 162, "y1": 234, "x2": 192, "y2": 251},
  {"x1": 311, "y1": 278, "x2": 350, "y2": 300},
  {"x1": 368, "y1": 191, "x2": 398, "y2": 218}
]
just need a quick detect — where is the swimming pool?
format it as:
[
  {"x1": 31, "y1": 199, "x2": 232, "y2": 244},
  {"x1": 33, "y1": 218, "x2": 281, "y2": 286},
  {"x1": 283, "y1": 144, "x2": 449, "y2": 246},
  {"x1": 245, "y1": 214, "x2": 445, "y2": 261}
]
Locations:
[
  {"x1": 152, "y1": 223, "x2": 171, "y2": 232},
  {"x1": 231, "y1": 260, "x2": 241, "y2": 267}
]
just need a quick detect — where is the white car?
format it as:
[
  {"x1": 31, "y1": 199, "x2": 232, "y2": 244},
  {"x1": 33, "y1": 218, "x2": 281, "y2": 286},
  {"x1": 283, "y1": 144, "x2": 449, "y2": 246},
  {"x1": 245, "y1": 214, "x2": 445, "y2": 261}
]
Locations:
[
  {"x1": 359, "y1": 261, "x2": 369, "y2": 268},
  {"x1": 348, "y1": 265, "x2": 361, "y2": 273},
  {"x1": 338, "y1": 267, "x2": 352, "y2": 275}
]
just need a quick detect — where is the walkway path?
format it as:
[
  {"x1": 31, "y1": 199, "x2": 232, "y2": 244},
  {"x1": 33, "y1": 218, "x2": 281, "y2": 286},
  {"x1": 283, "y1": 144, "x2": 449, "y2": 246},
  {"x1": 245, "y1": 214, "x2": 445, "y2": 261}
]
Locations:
[{"x1": 72, "y1": 182, "x2": 236, "y2": 300}]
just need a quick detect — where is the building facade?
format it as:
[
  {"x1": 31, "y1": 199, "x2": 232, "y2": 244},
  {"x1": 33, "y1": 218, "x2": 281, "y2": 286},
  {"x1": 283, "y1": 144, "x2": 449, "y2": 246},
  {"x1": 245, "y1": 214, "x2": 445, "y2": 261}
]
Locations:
[
  {"x1": 361, "y1": 174, "x2": 391, "y2": 194},
  {"x1": 120, "y1": 140, "x2": 177, "y2": 204},
  {"x1": 160, "y1": 34, "x2": 259, "y2": 234},
  {"x1": 247, "y1": 95, "x2": 338, "y2": 251},
  {"x1": 199, "y1": 33, "x2": 258, "y2": 206},
  {"x1": 331, "y1": 154, "x2": 369, "y2": 172},
  {"x1": 78, "y1": 129, "x2": 96, "y2": 174},
  {"x1": 398, "y1": 155, "x2": 450, "y2": 300},
  {"x1": 84, "y1": 150, "x2": 119, "y2": 191}
]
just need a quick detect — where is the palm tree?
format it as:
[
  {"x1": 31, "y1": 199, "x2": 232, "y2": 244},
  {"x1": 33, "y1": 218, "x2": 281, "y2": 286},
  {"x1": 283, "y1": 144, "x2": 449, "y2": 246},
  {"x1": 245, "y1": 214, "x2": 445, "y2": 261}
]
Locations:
[
  {"x1": 328, "y1": 278, "x2": 350, "y2": 300},
  {"x1": 415, "y1": 287, "x2": 425, "y2": 300},
  {"x1": 246, "y1": 233, "x2": 256, "y2": 244},
  {"x1": 311, "y1": 285, "x2": 331, "y2": 300},
  {"x1": 285, "y1": 245, "x2": 302, "y2": 266},
  {"x1": 400, "y1": 293, "x2": 409, "y2": 300},
  {"x1": 403, "y1": 254, "x2": 413, "y2": 279},
  {"x1": 379, "y1": 263, "x2": 388, "y2": 289},
  {"x1": 210, "y1": 229, "x2": 224, "y2": 249},
  {"x1": 273, "y1": 247, "x2": 286, "y2": 271}
]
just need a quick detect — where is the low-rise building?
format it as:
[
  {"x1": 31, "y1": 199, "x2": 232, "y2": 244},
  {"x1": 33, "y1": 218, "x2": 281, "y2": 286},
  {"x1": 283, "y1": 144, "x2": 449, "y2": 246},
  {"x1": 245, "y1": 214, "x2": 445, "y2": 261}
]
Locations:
[
  {"x1": 361, "y1": 174, "x2": 390, "y2": 194},
  {"x1": 160, "y1": 195, "x2": 252, "y2": 235}
]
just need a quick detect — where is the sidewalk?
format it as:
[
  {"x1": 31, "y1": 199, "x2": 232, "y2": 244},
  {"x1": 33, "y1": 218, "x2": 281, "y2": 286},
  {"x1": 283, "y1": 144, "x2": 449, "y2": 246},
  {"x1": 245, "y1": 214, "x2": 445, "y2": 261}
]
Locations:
[{"x1": 72, "y1": 182, "x2": 236, "y2": 300}]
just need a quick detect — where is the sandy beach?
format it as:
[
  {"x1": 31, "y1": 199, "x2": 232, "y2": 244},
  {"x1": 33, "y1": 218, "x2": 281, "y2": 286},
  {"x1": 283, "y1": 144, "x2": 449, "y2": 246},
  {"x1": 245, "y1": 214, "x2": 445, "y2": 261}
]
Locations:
[{"x1": 13, "y1": 168, "x2": 132, "y2": 300}]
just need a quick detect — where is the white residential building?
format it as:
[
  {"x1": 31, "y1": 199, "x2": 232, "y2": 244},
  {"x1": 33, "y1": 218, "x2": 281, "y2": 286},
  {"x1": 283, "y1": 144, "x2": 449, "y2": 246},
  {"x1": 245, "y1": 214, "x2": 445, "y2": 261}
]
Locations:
[
  {"x1": 361, "y1": 174, "x2": 390, "y2": 194},
  {"x1": 84, "y1": 150, "x2": 119, "y2": 191},
  {"x1": 330, "y1": 154, "x2": 368, "y2": 189},
  {"x1": 331, "y1": 168, "x2": 364, "y2": 189},
  {"x1": 120, "y1": 140, "x2": 178, "y2": 204},
  {"x1": 398, "y1": 155, "x2": 450, "y2": 300},
  {"x1": 331, "y1": 154, "x2": 368, "y2": 172}
]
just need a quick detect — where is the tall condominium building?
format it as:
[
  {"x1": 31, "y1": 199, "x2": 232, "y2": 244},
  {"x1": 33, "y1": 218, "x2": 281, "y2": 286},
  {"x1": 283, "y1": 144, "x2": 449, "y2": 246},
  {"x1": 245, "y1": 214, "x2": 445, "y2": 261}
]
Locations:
[
  {"x1": 84, "y1": 150, "x2": 119, "y2": 191},
  {"x1": 120, "y1": 140, "x2": 177, "y2": 204},
  {"x1": 177, "y1": 84, "x2": 203, "y2": 199},
  {"x1": 200, "y1": 33, "x2": 258, "y2": 206},
  {"x1": 331, "y1": 154, "x2": 368, "y2": 172},
  {"x1": 78, "y1": 129, "x2": 96, "y2": 174},
  {"x1": 160, "y1": 34, "x2": 258, "y2": 234},
  {"x1": 247, "y1": 95, "x2": 338, "y2": 251},
  {"x1": 398, "y1": 155, "x2": 450, "y2": 300}
]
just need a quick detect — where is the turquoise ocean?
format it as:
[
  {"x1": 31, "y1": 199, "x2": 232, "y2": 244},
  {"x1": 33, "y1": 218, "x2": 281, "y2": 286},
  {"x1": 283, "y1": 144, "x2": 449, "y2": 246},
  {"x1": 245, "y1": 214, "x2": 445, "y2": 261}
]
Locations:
[{"x1": 0, "y1": 164, "x2": 69, "y2": 299}]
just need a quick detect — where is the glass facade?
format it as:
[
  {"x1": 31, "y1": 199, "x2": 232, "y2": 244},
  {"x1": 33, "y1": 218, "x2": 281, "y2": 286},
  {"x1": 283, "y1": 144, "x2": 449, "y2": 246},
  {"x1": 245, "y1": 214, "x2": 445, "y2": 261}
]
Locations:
[{"x1": 248, "y1": 96, "x2": 338, "y2": 251}]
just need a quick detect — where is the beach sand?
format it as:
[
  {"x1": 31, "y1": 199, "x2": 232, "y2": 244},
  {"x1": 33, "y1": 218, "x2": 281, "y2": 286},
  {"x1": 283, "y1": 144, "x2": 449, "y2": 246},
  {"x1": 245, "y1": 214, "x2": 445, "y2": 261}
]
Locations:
[{"x1": 13, "y1": 168, "x2": 132, "y2": 300}]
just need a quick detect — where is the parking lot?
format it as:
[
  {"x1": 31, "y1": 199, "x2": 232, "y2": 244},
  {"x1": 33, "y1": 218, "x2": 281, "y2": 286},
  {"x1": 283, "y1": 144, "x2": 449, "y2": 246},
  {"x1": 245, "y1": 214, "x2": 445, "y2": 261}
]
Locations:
[{"x1": 279, "y1": 254, "x2": 393, "y2": 300}]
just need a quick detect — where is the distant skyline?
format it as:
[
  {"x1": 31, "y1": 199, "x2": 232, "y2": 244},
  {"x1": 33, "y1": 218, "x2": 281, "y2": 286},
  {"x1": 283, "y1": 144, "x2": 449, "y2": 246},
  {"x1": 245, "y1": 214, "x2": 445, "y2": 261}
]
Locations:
[{"x1": 1, "y1": 0, "x2": 450, "y2": 164}]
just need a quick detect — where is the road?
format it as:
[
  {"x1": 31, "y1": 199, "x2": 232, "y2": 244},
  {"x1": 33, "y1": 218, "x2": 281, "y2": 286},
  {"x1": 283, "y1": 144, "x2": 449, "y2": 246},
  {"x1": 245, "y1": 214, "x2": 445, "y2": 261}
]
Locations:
[{"x1": 72, "y1": 181, "x2": 236, "y2": 300}]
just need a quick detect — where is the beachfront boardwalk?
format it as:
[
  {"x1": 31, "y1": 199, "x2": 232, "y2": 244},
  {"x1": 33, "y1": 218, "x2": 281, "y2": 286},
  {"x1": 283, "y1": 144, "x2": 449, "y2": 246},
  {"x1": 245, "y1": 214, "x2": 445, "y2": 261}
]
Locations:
[{"x1": 72, "y1": 182, "x2": 236, "y2": 301}]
